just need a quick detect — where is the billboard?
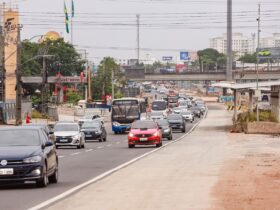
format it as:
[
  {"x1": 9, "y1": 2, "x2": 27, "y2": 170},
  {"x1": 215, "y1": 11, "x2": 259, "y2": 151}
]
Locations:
[
  {"x1": 4, "y1": 10, "x2": 19, "y2": 102},
  {"x1": 180, "y1": 52, "x2": 189, "y2": 61},
  {"x1": 162, "y1": 56, "x2": 173, "y2": 61},
  {"x1": 257, "y1": 47, "x2": 280, "y2": 59}
]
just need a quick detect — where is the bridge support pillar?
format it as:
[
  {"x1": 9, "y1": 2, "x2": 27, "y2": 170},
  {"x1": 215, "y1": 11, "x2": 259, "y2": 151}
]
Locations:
[{"x1": 249, "y1": 90, "x2": 254, "y2": 113}]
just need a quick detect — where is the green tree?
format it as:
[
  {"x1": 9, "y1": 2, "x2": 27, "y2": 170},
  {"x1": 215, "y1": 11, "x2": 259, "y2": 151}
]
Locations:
[
  {"x1": 197, "y1": 48, "x2": 226, "y2": 71},
  {"x1": 238, "y1": 53, "x2": 257, "y2": 63},
  {"x1": 90, "y1": 57, "x2": 119, "y2": 101}
]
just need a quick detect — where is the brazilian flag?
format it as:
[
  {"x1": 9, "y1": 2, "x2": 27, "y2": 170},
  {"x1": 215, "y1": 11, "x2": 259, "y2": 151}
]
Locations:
[
  {"x1": 64, "y1": 1, "x2": 69, "y2": 34},
  {"x1": 72, "y1": 0, "x2": 75, "y2": 18}
]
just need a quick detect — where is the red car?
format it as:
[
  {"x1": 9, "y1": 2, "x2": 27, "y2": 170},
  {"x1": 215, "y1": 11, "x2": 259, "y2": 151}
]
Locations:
[{"x1": 128, "y1": 120, "x2": 162, "y2": 148}]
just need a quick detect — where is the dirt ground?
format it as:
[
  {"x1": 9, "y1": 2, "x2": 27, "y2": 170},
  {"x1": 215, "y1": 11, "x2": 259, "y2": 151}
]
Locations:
[{"x1": 210, "y1": 135, "x2": 280, "y2": 210}]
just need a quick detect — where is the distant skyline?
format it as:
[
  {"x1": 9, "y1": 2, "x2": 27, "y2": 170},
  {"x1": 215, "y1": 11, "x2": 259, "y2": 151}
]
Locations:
[{"x1": 6, "y1": 0, "x2": 280, "y2": 63}]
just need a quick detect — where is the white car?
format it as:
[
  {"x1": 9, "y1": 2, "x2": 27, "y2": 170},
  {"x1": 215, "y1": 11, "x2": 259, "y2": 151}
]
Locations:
[
  {"x1": 181, "y1": 111, "x2": 194, "y2": 123},
  {"x1": 150, "y1": 111, "x2": 165, "y2": 121},
  {"x1": 53, "y1": 122, "x2": 85, "y2": 149}
]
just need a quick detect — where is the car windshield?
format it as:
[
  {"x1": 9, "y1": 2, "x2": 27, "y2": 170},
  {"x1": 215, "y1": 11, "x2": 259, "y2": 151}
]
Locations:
[
  {"x1": 179, "y1": 102, "x2": 187, "y2": 106},
  {"x1": 82, "y1": 122, "x2": 100, "y2": 129},
  {"x1": 151, "y1": 112, "x2": 162, "y2": 116},
  {"x1": 181, "y1": 111, "x2": 191, "y2": 115},
  {"x1": 152, "y1": 101, "x2": 167, "y2": 111},
  {"x1": 131, "y1": 121, "x2": 157, "y2": 129},
  {"x1": 157, "y1": 120, "x2": 169, "y2": 126},
  {"x1": 81, "y1": 115, "x2": 93, "y2": 120},
  {"x1": 54, "y1": 124, "x2": 79, "y2": 132},
  {"x1": 0, "y1": 130, "x2": 41, "y2": 146},
  {"x1": 167, "y1": 115, "x2": 182, "y2": 120}
]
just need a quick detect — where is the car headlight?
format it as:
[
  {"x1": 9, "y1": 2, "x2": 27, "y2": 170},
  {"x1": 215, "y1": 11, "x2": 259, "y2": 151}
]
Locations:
[
  {"x1": 153, "y1": 132, "x2": 160, "y2": 137},
  {"x1": 72, "y1": 134, "x2": 80, "y2": 140},
  {"x1": 128, "y1": 133, "x2": 134, "y2": 137},
  {"x1": 96, "y1": 130, "x2": 102, "y2": 134},
  {"x1": 23, "y1": 156, "x2": 42, "y2": 163},
  {"x1": 164, "y1": 129, "x2": 170, "y2": 132},
  {"x1": 113, "y1": 121, "x2": 120, "y2": 126}
]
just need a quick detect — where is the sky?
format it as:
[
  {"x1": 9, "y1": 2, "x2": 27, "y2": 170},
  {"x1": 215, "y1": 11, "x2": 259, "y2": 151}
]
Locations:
[{"x1": 5, "y1": 0, "x2": 280, "y2": 63}]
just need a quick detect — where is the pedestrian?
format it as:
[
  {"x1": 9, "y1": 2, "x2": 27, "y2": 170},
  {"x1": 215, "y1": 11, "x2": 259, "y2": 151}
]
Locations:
[{"x1": 25, "y1": 113, "x2": 31, "y2": 124}]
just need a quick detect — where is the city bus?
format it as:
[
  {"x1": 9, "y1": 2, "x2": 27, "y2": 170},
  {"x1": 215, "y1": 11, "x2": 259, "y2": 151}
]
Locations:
[{"x1": 111, "y1": 98, "x2": 146, "y2": 134}]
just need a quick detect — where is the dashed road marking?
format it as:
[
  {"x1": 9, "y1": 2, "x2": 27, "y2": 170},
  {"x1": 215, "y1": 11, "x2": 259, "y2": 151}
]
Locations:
[
  {"x1": 86, "y1": 149, "x2": 93, "y2": 152},
  {"x1": 97, "y1": 146, "x2": 103, "y2": 149},
  {"x1": 71, "y1": 152, "x2": 80, "y2": 156},
  {"x1": 58, "y1": 156, "x2": 65, "y2": 159}
]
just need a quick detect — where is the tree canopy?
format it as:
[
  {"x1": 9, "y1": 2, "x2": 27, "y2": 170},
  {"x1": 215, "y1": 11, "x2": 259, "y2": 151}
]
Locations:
[
  {"x1": 21, "y1": 38, "x2": 85, "y2": 77},
  {"x1": 197, "y1": 48, "x2": 226, "y2": 71}
]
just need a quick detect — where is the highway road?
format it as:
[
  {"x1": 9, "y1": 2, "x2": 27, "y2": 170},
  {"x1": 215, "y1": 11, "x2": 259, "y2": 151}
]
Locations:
[{"x1": 0, "y1": 117, "x2": 202, "y2": 210}]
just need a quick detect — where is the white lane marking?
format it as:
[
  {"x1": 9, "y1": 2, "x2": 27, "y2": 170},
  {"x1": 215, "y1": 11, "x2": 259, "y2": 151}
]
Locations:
[
  {"x1": 28, "y1": 118, "x2": 204, "y2": 210},
  {"x1": 97, "y1": 146, "x2": 103, "y2": 149},
  {"x1": 106, "y1": 144, "x2": 112, "y2": 147},
  {"x1": 70, "y1": 152, "x2": 80, "y2": 156},
  {"x1": 85, "y1": 149, "x2": 93, "y2": 152},
  {"x1": 58, "y1": 156, "x2": 65, "y2": 159}
]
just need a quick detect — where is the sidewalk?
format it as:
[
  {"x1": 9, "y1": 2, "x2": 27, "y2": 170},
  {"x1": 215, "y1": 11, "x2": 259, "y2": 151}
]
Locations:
[{"x1": 46, "y1": 103, "x2": 232, "y2": 210}]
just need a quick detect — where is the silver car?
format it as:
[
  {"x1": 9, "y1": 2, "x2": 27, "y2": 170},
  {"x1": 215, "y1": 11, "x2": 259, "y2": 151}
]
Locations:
[{"x1": 52, "y1": 122, "x2": 85, "y2": 149}]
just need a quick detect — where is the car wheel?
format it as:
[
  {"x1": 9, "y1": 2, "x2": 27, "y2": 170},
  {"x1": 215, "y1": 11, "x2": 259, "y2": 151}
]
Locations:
[
  {"x1": 77, "y1": 144, "x2": 81, "y2": 149},
  {"x1": 48, "y1": 162, "x2": 58, "y2": 184},
  {"x1": 182, "y1": 128, "x2": 186, "y2": 133},
  {"x1": 128, "y1": 144, "x2": 135, "y2": 148},
  {"x1": 99, "y1": 138, "x2": 103, "y2": 142},
  {"x1": 168, "y1": 135, "x2": 172, "y2": 140},
  {"x1": 156, "y1": 142, "x2": 162, "y2": 147},
  {"x1": 103, "y1": 137, "x2": 107, "y2": 142},
  {"x1": 82, "y1": 143, "x2": 85, "y2": 149},
  {"x1": 55, "y1": 145, "x2": 59, "y2": 149},
  {"x1": 36, "y1": 164, "x2": 48, "y2": 188}
]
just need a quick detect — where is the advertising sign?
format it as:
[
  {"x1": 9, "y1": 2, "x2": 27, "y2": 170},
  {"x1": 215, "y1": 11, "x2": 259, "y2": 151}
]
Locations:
[
  {"x1": 162, "y1": 56, "x2": 173, "y2": 61},
  {"x1": 257, "y1": 47, "x2": 280, "y2": 59},
  {"x1": 180, "y1": 52, "x2": 189, "y2": 61}
]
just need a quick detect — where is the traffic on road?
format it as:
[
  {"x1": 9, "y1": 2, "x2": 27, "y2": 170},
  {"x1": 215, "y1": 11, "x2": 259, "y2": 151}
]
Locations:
[{"x1": 0, "y1": 82, "x2": 206, "y2": 210}]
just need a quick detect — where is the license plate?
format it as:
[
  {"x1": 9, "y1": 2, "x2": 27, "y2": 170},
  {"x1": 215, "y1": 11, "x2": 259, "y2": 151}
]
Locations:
[
  {"x1": 139, "y1": 138, "x2": 148, "y2": 141},
  {"x1": 0, "y1": 168, "x2": 14, "y2": 175},
  {"x1": 60, "y1": 139, "x2": 68, "y2": 142},
  {"x1": 86, "y1": 135, "x2": 92, "y2": 137}
]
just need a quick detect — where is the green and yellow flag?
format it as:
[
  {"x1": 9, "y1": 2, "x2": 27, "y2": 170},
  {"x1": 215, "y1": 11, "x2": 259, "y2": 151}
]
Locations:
[
  {"x1": 64, "y1": 1, "x2": 69, "y2": 33},
  {"x1": 72, "y1": 0, "x2": 75, "y2": 18}
]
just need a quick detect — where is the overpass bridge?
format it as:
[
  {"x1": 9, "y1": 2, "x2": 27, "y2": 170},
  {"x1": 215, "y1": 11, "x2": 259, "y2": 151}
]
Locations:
[{"x1": 125, "y1": 69, "x2": 280, "y2": 82}]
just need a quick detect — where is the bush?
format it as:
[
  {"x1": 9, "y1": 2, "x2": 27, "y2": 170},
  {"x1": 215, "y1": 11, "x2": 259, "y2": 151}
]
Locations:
[
  {"x1": 66, "y1": 91, "x2": 82, "y2": 104},
  {"x1": 236, "y1": 110, "x2": 278, "y2": 123},
  {"x1": 32, "y1": 110, "x2": 43, "y2": 119}
]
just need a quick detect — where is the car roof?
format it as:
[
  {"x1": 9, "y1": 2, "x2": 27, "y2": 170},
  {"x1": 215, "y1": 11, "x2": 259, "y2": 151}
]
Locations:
[{"x1": 0, "y1": 126, "x2": 42, "y2": 131}]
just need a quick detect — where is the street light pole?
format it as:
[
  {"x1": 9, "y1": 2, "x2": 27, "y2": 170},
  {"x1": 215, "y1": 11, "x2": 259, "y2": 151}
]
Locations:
[
  {"x1": 256, "y1": 3, "x2": 261, "y2": 122},
  {"x1": 226, "y1": 0, "x2": 233, "y2": 81},
  {"x1": 16, "y1": 26, "x2": 22, "y2": 125}
]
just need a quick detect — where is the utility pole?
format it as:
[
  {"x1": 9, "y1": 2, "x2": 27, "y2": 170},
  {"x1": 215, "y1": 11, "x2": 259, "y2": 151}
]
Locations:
[
  {"x1": 15, "y1": 26, "x2": 22, "y2": 125},
  {"x1": 0, "y1": 26, "x2": 4, "y2": 102},
  {"x1": 41, "y1": 56, "x2": 46, "y2": 116},
  {"x1": 87, "y1": 64, "x2": 92, "y2": 101},
  {"x1": 136, "y1": 14, "x2": 140, "y2": 64},
  {"x1": 84, "y1": 51, "x2": 88, "y2": 102},
  {"x1": 226, "y1": 0, "x2": 233, "y2": 81},
  {"x1": 256, "y1": 3, "x2": 261, "y2": 122},
  {"x1": 111, "y1": 69, "x2": 114, "y2": 100}
]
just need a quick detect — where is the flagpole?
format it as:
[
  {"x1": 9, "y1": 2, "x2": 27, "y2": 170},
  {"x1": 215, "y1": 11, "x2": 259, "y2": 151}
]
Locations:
[{"x1": 71, "y1": 15, "x2": 73, "y2": 44}]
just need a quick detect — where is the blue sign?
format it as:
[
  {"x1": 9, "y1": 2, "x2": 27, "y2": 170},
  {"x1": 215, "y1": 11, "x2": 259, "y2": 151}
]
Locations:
[
  {"x1": 180, "y1": 52, "x2": 189, "y2": 61},
  {"x1": 162, "y1": 56, "x2": 173, "y2": 61}
]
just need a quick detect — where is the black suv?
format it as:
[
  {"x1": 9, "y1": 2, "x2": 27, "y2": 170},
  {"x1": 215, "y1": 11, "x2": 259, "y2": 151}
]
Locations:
[
  {"x1": 0, "y1": 127, "x2": 58, "y2": 188},
  {"x1": 167, "y1": 114, "x2": 186, "y2": 133},
  {"x1": 156, "y1": 119, "x2": 173, "y2": 140}
]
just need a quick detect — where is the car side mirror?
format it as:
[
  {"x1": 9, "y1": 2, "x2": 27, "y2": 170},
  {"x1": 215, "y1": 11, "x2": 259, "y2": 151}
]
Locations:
[{"x1": 45, "y1": 141, "x2": 54, "y2": 147}]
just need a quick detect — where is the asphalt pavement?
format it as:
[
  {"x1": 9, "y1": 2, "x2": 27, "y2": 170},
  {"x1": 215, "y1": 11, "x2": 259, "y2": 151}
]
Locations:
[{"x1": 0, "y1": 116, "x2": 200, "y2": 210}]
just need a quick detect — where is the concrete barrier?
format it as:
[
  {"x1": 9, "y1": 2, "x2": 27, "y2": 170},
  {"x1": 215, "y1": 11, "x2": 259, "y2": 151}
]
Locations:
[{"x1": 245, "y1": 122, "x2": 280, "y2": 134}]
